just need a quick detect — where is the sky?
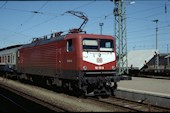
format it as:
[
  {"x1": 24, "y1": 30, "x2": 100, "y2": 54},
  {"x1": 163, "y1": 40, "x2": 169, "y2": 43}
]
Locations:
[{"x1": 0, "y1": 0, "x2": 170, "y2": 53}]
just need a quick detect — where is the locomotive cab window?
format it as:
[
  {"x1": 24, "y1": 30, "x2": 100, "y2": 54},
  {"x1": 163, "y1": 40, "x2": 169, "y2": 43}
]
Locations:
[
  {"x1": 83, "y1": 38, "x2": 98, "y2": 51},
  {"x1": 100, "y1": 39, "x2": 114, "y2": 51},
  {"x1": 83, "y1": 38, "x2": 114, "y2": 52},
  {"x1": 67, "y1": 39, "x2": 73, "y2": 52}
]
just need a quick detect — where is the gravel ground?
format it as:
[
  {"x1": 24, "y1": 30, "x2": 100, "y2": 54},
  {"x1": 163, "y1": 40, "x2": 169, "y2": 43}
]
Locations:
[{"x1": 0, "y1": 77, "x2": 121, "y2": 112}]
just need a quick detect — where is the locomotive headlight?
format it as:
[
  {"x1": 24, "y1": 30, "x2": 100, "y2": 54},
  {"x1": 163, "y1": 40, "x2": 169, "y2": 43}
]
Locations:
[
  {"x1": 112, "y1": 66, "x2": 115, "y2": 70},
  {"x1": 83, "y1": 66, "x2": 87, "y2": 70}
]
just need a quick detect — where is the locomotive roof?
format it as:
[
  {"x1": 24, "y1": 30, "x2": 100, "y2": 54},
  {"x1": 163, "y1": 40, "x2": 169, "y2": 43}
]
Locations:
[
  {"x1": 23, "y1": 35, "x2": 66, "y2": 48},
  {"x1": 22, "y1": 33, "x2": 115, "y2": 48}
]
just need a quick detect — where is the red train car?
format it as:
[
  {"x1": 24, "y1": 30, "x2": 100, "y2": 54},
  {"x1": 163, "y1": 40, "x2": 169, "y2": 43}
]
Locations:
[{"x1": 17, "y1": 32, "x2": 118, "y2": 96}]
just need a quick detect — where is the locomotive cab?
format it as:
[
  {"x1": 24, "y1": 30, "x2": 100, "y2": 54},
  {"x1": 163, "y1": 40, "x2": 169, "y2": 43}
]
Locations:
[{"x1": 64, "y1": 34, "x2": 118, "y2": 96}]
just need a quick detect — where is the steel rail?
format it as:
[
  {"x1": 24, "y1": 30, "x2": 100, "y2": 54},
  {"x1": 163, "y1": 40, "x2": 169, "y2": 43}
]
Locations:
[
  {"x1": 0, "y1": 84, "x2": 70, "y2": 112},
  {"x1": 86, "y1": 97, "x2": 138, "y2": 112},
  {"x1": 0, "y1": 93, "x2": 30, "y2": 112},
  {"x1": 99, "y1": 96, "x2": 170, "y2": 112},
  {"x1": 111, "y1": 96, "x2": 170, "y2": 111}
]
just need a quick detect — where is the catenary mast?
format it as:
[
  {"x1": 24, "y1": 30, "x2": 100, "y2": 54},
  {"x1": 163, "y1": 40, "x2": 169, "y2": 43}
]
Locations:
[{"x1": 113, "y1": 0, "x2": 128, "y2": 76}]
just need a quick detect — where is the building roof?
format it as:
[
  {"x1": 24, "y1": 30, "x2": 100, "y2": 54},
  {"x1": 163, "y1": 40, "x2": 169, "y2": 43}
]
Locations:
[
  {"x1": 165, "y1": 55, "x2": 170, "y2": 58},
  {"x1": 126, "y1": 49, "x2": 157, "y2": 70},
  {"x1": 0, "y1": 44, "x2": 23, "y2": 51}
]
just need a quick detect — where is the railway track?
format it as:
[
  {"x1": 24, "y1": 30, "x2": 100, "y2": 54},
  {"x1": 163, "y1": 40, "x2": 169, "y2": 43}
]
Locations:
[
  {"x1": 0, "y1": 77, "x2": 123, "y2": 112},
  {"x1": 88, "y1": 96, "x2": 170, "y2": 112},
  {"x1": 0, "y1": 93, "x2": 28, "y2": 112},
  {"x1": 0, "y1": 84, "x2": 70, "y2": 112},
  {"x1": 1, "y1": 77, "x2": 170, "y2": 112}
]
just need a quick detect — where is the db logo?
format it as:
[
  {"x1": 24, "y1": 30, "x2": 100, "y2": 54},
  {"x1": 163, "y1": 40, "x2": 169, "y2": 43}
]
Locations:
[{"x1": 97, "y1": 58, "x2": 103, "y2": 63}]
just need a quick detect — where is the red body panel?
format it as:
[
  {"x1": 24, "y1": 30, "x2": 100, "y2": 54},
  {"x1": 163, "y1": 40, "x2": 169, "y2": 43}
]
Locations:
[
  {"x1": 18, "y1": 41, "x2": 58, "y2": 76},
  {"x1": 18, "y1": 34, "x2": 116, "y2": 79}
]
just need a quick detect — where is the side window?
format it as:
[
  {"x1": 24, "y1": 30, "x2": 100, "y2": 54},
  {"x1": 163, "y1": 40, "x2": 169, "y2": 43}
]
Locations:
[
  {"x1": 12, "y1": 55, "x2": 15, "y2": 63},
  {"x1": 8, "y1": 55, "x2": 10, "y2": 63},
  {"x1": 0, "y1": 56, "x2": 1, "y2": 63},
  {"x1": 2, "y1": 56, "x2": 4, "y2": 63},
  {"x1": 5, "y1": 55, "x2": 7, "y2": 63},
  {"x1": 67, "y1": 39, "x2": 73, "y2": 52}
]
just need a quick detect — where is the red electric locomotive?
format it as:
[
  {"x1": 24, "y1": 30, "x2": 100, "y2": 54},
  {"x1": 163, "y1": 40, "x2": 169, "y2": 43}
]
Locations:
[
  {"x1": 0, "y1": 11, "x2": 119, "y2": 96},
  {"x1": 17, "y1": 30, "x2": 118, "y2": 96}
]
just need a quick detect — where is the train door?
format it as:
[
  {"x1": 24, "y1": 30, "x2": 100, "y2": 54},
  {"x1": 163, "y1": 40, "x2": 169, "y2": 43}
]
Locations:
[
  {"x1": 64, "y1": 39, "x2": 77, "y2": 79},
  {"x1": 56, "y1": 39, "x2": 77, "y2": 80}
]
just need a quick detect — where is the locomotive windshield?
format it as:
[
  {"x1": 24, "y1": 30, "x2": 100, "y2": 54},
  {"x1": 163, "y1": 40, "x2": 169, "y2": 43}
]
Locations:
[
  {"x1": 83, "y1": 39, "x2": 98, "y2": 51},
  {"x1": 83, "y1": 38, "x2": 114, "y2": 52},
  {"x1": 100, "y1": 39, "x2": 113, "y2": 51}
]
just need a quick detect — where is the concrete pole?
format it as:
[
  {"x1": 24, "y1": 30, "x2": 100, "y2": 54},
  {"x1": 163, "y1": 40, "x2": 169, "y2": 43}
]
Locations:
[{"x1": 153, "y1": 19, "x2": 159, "y2": 70}]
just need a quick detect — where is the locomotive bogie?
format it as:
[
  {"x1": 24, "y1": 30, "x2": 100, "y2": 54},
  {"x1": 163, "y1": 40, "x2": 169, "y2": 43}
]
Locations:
[{"x1": 79, "y1": 76, "x2": 116, "y2": 96}]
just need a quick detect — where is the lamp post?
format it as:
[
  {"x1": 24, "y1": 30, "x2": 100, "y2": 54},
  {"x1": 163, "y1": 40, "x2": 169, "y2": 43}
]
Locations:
[
  {"x1": 152, "y1": 19, "x2": 159, "y2": 70},
  {"x1": 99, "y1": 23, "x2": 104, "y2": 34},
  {"x1": 167, "y1": 44, "x2": 169, "y2": 53}
]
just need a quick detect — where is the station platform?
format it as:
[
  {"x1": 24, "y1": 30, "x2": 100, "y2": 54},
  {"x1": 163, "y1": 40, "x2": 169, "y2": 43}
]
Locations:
[{"x1": 115, "y1": 77, "x2": 170, "y2": 108}]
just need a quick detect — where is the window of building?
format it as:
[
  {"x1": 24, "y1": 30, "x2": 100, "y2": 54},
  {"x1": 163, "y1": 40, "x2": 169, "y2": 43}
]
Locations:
[
  {"x1": 2, "y1": 56, "x2": 4, "y2": 63},
  {"x1": 5, "y1": 56, "x2": 7, "y2": 63},
  {"x1": 8, "y1": 55, "x2": 10, "y2": 63},
  {"x1": 12, "y1": 55, "x2": 15, "y2": 63}
]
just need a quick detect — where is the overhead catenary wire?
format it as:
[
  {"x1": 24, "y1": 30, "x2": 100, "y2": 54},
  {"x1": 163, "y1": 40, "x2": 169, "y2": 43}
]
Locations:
[
  {"x1": 0, "y1": 1, "x2": 8, "y2": 9},
  {"x1": 0, "y1": 1, "x2": 49, "y2": 43},
  {"x1": 0, "y1": 1, "x2": 169, "y2": 53},
  {"x1": 19, "y1": 1, "x2": 49, "y2": 27},
  {"x1": 2, "y1": 1, "x2": 165, "y2": 36},
  {"x1": 12, "y1": 1, "x2": 94, "y2": 37},
  {"x1": 129, "y1": 43, "x2": 170, "y2": 53},
  {"x1": 2, "y1": 1, "x2": 102, "y2": 37},
  {"x1": 125, "y1": 1, "x2": 169, "y2": 52},
  {"x1": 0, "y1": 1, "x2": 96, "y2": 46},
  {"x1": 129, "y1": 31, "x2": 170, "y2": 42},
  {"x1": 0, "y1": 1, "x2": 49, "y2": 46},
  {"x1": 86, "y1": 1, "x2": 169, "y2": 33},
  {"x1": 127, "y1": 24, "x2": 170, "y2": 34},
  {"x1": 2, "y1": 7, "x2": 36, "y2": 13},
  {"x1": 127, "y1": 5, "x2": 164, "y2": 16},
  {"x1": 0, "y1": 27, "x2": 31, "y2": 38}
]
